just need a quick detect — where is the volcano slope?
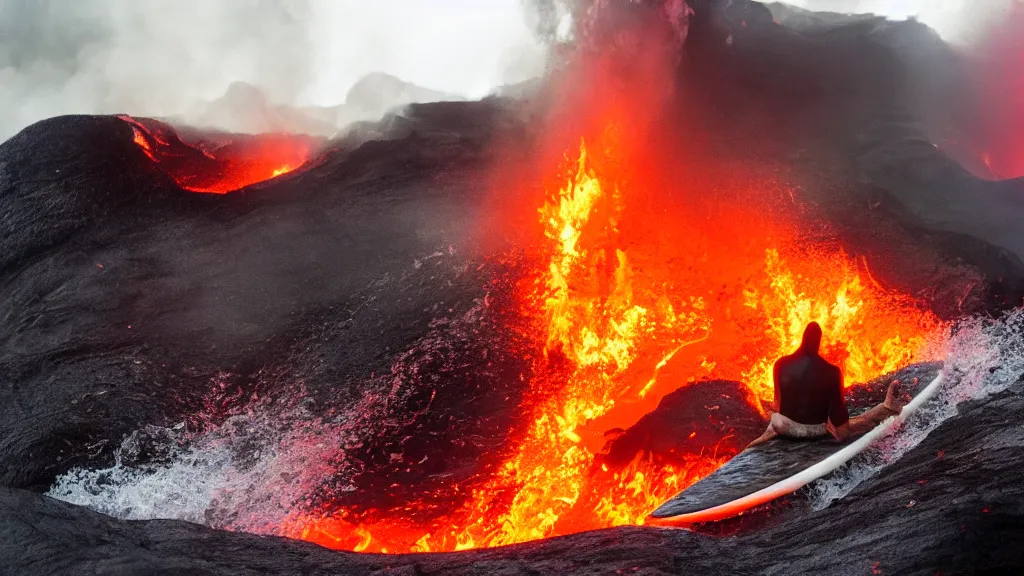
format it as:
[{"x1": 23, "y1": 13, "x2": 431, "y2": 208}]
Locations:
[{"x1": 3, "y1": 1, "x2": 1024, "y2": 575}]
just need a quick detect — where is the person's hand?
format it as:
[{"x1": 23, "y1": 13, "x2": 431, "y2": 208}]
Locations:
[{"x1": 828, "y1": 421, "x2": 850, "y2": 442}]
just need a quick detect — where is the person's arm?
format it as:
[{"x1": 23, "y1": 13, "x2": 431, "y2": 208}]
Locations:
[{"x1": 827, "y1": 368, "x2": 850, "y2": 441}]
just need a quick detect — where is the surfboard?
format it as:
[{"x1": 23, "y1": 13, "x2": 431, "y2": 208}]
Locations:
[{"x1": 648, "y1": 364, "x2": 944, "y2": 525}]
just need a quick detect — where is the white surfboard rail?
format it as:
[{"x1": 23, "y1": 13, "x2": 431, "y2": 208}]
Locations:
[{"x1": 647, "y1": 373, "x2": 945, "y2": 526}]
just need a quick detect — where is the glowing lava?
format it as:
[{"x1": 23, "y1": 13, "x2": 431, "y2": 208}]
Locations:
[
  {"x1": 121, "y1": 115, "x2": 316, "y2": 194},
  {"x1": 285, "y1": 137, "x2": 941, "y2": 553}
]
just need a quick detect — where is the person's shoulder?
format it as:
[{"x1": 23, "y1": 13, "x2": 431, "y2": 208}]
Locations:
[{"x1": 774, "y1": 353, "x2": 795, "y2": 367}]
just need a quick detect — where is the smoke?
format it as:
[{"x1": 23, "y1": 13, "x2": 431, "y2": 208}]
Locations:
[
  {"x1": 774, "y1": 0, "x2": 1018, "y2": 45},
  {"x1": 0, "y1": 0, "x2": 546, "y2": 141},
  {"x1": 960, "y1": 1, "x2": 1024, "y2": 179},
  {"x1": 7, "y1": 0, "x2": 1014, "y2": 144},
  {"x1": 769, "y1": 0, "x2": 1024, "y2": 180}
]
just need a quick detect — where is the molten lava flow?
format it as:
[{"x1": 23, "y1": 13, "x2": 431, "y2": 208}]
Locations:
[
  {"x1": 286, "y1": 138, "x2": 941, "y2": 553},
  {"x1": 120, "y1": 115, "x2": 316, "y2": 194}
]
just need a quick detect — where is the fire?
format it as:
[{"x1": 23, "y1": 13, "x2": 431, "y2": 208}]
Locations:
[
  {"x1": 121, "y1": 115, "x2": 316, "y2": 194},
  {"x1": 740, "y1": 248, "x2": 929, "y2": 400},
  {"x1": 285, "y1": 137, "x2": 941, "y2": 553}
]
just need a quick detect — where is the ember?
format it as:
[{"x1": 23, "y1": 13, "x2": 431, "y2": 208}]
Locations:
[{"x1": 120, "y1": 115, "x2": 316, "y2": 193}]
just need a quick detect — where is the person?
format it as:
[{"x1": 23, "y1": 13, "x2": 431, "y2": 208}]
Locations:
[{"x1": 747, "y1": 322, "x2": 905, "y2": 447}]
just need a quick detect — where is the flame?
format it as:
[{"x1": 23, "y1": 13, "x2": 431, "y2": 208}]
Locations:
[{"x1": 285, "y1": 137, "x2": 941, "y2": 552}]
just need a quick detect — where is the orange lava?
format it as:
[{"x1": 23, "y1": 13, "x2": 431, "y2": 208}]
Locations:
[
  {"x1": 121, "y1": 115, "x2": 314, "y2": 194},
  {"x1": 283, "y1": 135, "x2": 942, "y2": 553}
]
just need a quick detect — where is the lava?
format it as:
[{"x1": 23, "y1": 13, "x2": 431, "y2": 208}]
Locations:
[
  {"x1": 283, "y1": 135, "x2": 941, "y2": 553},
  {"x1": 120, "y1": 115, "x2": 317, "y2": 193}
]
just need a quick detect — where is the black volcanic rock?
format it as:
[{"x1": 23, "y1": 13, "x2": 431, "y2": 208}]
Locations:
[
  {"x1": 766, "y1": 2, "x2": 884, "y2": 31},
  {"x1": 599, "y1": 380, "x2": 765, "y2": 469},
  {"x1": 0, "y1": 105, "x2": 527, "y2": 492},
  {"x1": 0, "y1": 115, "x2": 176, "y2": 276}
]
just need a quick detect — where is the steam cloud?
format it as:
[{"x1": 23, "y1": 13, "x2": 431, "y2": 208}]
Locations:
[{"x1": 0, "y1": 0, "x2": 546, "y2": 141}]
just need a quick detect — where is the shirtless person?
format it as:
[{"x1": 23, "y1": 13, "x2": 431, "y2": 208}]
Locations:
[{"x1": 748, "y1": 322, "x2": 905, "y2": 447}]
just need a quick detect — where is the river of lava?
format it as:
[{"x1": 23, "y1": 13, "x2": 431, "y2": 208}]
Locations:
[
  {"x1": 120, "y1": 115, "x2": 314, "y2": 193},
  {"x1": 279, "y1": 135, "x2": 943, "y2": 553}
]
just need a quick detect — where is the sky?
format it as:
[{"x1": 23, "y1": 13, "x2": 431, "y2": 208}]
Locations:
[
  {"x1": 303, "y1": 1, "x2": 545, "y2": 103},
  {"x1": 0, "y1": 0, "x2": 1016, "y2": 141}
]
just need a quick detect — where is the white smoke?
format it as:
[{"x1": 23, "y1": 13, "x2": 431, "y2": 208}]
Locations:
[{"x1": 0, "y1": 0, "x2": 546, "y2": 141}]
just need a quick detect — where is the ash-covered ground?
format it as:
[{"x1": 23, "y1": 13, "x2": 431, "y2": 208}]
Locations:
[{"x1": 2, "y1": 1, "x2": 1024, "y2": 574}]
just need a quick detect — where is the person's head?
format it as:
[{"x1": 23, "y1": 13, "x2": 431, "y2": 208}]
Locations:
[{"x1": 799, "y1": 321, "x2": 823, "y2": 355}]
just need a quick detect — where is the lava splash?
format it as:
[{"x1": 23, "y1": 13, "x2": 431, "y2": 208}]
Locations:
[{"x1": 120, "y1": 115, "x2": 319, "y2": 193}]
